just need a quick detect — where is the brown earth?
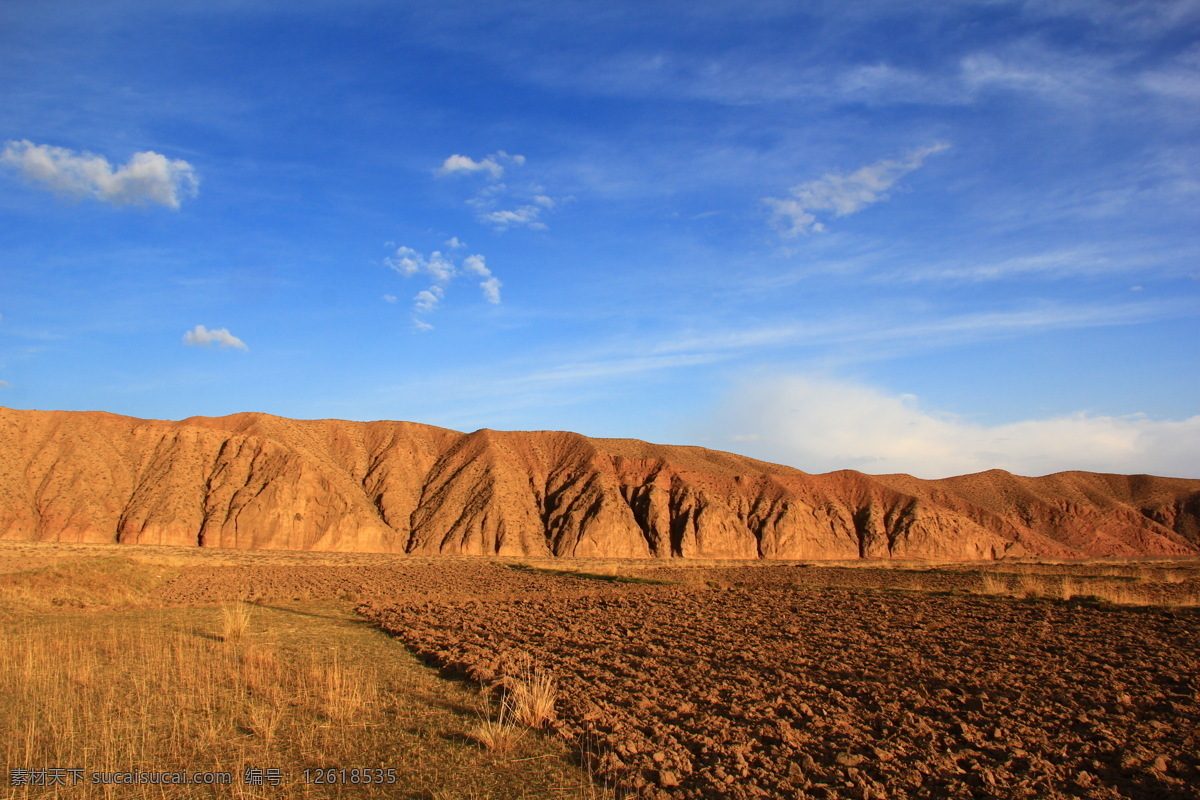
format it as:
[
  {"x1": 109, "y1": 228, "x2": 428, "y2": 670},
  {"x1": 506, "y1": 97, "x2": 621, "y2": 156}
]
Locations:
[
  {"x1": 2, "y1": 406, "x2": 1198, "y2": 560},
  {"x1": 151, "y1": 556, "x2": 1200, "y2": 800}
]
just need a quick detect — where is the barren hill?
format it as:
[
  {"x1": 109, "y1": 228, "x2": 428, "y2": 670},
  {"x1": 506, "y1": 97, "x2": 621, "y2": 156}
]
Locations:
[{"x1": 1, "y1": 407, "x2": 1196, "y2": 560}]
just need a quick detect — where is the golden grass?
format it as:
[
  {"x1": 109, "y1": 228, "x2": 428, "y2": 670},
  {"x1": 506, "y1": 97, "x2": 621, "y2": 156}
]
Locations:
[
  {"x1": 510, "y1": 668, "x2": 558, "y2": 730},
  {"x1": 979, "y1": 574, "x2": 1009, "y2": 595},
  {"x1": 310, "y1": 650, "x2": 377, "y2": 724},
  {"x1": 220, "y1": 601, "x2": 252, "y2": 642},
  {"x1": 468, "y1": 650, "x2": 557, "y2": 757},
  {"x1": 492, "y1": 653, "x2": 558, "y2": 731},
  {"x1": 0, "y1": 556, "x2": 167, "y2": 616},
  {"x1": 470, "y1": 694, "x2": 526, "y2": 755},
  {"x1": 0, "y1": 547, "x2": 605, "y2": 799},
  {"x1": 0, "y1": 613, "x2": 389, "y2": 796},
  {"x1": 977, "y1": 570, "x2": 1200, "y2": 607}
]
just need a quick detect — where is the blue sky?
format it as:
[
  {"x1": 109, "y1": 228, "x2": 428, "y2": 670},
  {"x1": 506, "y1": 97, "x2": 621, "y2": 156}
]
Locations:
[{"x1": 2, "y1": 0, "x2": 1198, "y2": 478}]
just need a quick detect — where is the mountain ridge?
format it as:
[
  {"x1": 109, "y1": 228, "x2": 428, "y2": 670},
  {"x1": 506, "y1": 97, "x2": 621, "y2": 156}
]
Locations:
[{"x1": 2, "y1": 406, "x2": 1196, "y2": 560}]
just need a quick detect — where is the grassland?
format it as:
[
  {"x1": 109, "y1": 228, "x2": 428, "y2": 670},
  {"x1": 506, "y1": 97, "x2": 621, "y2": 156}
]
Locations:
[{"x1": 0, "y1": 544, "x2": 605, "y2": 799}]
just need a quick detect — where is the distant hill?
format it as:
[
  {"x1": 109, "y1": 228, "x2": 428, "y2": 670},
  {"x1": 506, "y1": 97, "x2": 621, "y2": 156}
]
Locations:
[{"x1": 2, "y1": 407, "x2": 1197, "y2": 560}]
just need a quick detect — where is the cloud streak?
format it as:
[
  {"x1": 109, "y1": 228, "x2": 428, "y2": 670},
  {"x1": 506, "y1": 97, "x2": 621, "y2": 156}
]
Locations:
[
  {"x1": 648, "y1": 298, "x2": 1191, "y2": 363},
  {"x1": 182, "y1": 325, "x2": 248, "y2": 351},
  {"x1": 765, "y1": 143, "x2": 949, "y2": 236},
  {"x1": 2, "y1": 140, "x2": 199, "y2": 209}
]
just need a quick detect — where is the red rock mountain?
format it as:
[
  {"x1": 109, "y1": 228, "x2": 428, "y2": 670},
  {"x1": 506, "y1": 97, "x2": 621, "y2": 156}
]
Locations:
[{"x1": 1, "y1": 407, "x2": 1197, "y2": 560}]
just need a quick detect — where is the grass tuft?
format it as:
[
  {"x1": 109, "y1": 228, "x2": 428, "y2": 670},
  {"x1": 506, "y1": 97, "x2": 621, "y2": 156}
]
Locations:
[
  {"x1": 470, "y1": 694, "x2": 526, "y2": 754},
  {"x1": 980, "y1": 574, "x2": 1008, "y2": 595},
  {"x1": 509, "y1": 665, "x2": 557, "y2": 730},
  {"x1": 220, "y1": 601, "x2": 252, "y2": 642}
]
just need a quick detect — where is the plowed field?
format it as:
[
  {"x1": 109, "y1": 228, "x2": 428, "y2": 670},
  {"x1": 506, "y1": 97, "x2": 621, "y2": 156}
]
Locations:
[{"x1": 159, "y1": 560, "x2": 1200, "y2": 800}]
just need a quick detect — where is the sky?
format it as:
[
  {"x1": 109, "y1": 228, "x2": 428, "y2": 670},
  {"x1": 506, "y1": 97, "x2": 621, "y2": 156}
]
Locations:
[{"x1": 1, "y1": 0, "x2": 1198, "y2": 479}]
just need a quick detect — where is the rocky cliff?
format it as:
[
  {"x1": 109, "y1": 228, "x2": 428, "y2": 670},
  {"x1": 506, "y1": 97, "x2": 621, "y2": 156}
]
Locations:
[{"x1": 1, "y1": 407, "x2": 1197, "y2": 560}]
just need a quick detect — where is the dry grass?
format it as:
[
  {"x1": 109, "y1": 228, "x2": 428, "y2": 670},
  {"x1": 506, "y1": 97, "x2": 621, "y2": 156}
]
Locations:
[
  {"x1": 979, "y1": 573, "x2": 1009, "y2": 595},
  {"x1": 470, "y1": 694, "x2": 526, "y2": 755},
  {"x1": 0, "y1": 556, "x2": 166, "y2": 616},
  {"x1": 491, "y1": 650, "x2": 558, "y2": 730},
  {"x1": 220, "y1": 601, "x2": 252, "y2": 642},
  {"x1": 977, "y1": 568, "x2": 1200, "y2": 607},
  {"x1": 0, "y1": 612, "x2": 386, "y2": 797},
  {"x1": 1136, "y1": 566, "x2": 1188, "y2": 584},
  {"x1": 0, "y1": 546, "x2": 603, "y2": 799},
  {"x1": 510, "y1": 668, "x2": 558, "y2": 730},
  {"x1": 468, "y1": 650, "x2": 557, "y2": 756},
  {"x1": 310, "y1": 650, "x2": 377, "y2": 724}
]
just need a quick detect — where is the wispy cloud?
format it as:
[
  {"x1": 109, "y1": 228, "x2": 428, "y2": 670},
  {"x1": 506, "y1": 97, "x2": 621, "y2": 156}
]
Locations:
[
  {"x1": 384, "y1": 244, "x2": 502, "y2": 328},
  {"x1": 880, "y1": 247, "x2": 1157, "y2": 284},
  {"x1": 648, "y1": 298, "x2": 1187, "y2": 362},
  {"x1": 477, "y1": 202, "x2": 551, "y2": 231},
  {"x1": 2, "y1": 140, "x2": 199, "y2": 209},
  {"x1": 182, "y1": 325, "x2": 248, "y2": 351},
  {"x1": 347, "y1": 349, "x2": 723, "y2": 429},
  {"x1": 765, "y1": 144, "x2": 949, "y2": 236},
  {"x1": 439, "y1": 152, "x2": 561, "y2": 230},
  {"x1": 378, "y1": 297, "x2": 1186, "y2": 417}
]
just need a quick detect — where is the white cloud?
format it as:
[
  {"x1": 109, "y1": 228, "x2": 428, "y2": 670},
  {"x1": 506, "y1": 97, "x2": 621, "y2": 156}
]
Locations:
[
  {"x1": 479, "y1": 276, "x2": 502, "y2": 304},
  {"x1": 384, "y1": 244, "x2": 502, "y2": 322},
  {"x1": 382, "y1": 294, "x2": 397, "y2": 303},
  {"x1": 442, "y1": 153, "x2": 561, "y2": 230},
  {"x1": 2, "y1": 140, "x2": 199, "y2": 209},
  {"x1": 713, "y1": 374, "x2": 1200, "y2": 479},
  {"x1": 765, "y1": 143, "x2": 949, "y2": 236},
  {"x1": 0, "y1": 380, "x2": 9, "y2": 389},
  {"x1": 384, "y1": 246, "x2": 421, "y2": 277},
  {"x1": 646, "y1": 299, "x2": 1187, "y2": 363},
  {"x1": 438, "y1": 154, "x2": 504, "y2": 179},
  {"x1": 436, "y1": 150, "x2": 524, "y2": 179},
  {"x1": 444, "y1": 236, "x2": 466, "y2": 249},
  {"x1": 462, "y1": 254, "x2": 488, "y2": 276},
  {"x1": 182, "y1": 325, "x2": 248, "y2": 351},
  {"x1": 425, "y1": 252, "x2": 455, "y2": 283},
  {"x1": 462, "y1": 254, "x2": 503, "y2": 303},
  {"x1": 479, "y1": 205, "x2": 548, "y2": 230},
  {"x1": 413, "y1": 286, "x2": 443, "y2": 313},
  {"x1": 385, "y1": 247, "x2": 455, "y2": 282}
]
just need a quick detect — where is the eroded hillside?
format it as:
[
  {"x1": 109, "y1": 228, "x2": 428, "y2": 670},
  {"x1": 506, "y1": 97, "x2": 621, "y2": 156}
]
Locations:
[{"x1": 1, "y1": 407, "x2": 1196, "y2": 559}]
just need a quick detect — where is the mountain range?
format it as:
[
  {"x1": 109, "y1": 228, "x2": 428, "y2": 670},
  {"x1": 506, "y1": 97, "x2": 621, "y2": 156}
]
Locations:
[{"x1": 2, "y1": 407, "x2": 1197, "y2": 560}]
